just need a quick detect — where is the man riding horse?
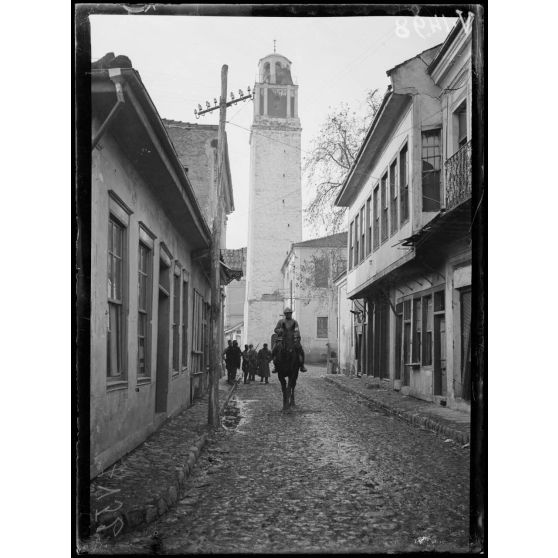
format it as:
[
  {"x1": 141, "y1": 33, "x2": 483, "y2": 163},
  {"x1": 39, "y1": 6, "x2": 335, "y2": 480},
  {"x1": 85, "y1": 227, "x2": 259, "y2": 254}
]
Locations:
[{"x1": 272, "y1": 307, "x2": 307, "y2": 373}]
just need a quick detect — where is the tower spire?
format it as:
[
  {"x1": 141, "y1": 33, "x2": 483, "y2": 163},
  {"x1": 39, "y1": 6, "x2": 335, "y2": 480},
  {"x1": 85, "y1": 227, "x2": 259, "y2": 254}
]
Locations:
[{"x1": 273, "y1": 39, "x2": 276, "y2": 53}]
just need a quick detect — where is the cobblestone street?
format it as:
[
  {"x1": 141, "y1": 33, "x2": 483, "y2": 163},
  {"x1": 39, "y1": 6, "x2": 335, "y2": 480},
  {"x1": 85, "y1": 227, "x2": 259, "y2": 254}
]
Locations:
[{"x1": 96, "y1": 366, "x2": 470, "y2": 554}]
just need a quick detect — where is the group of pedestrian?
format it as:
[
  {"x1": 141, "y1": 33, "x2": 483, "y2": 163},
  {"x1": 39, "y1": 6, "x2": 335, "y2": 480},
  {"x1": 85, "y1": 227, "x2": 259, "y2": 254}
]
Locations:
[
  {"x1": 223, "y1": 307, "x2": 307, "y2": 386},
  {"x1": 223, "y1": 340, "x2": 273, "y2": 385},
  {"x1": 242, "y1": 343, "x2": 272, "y2": 384}
]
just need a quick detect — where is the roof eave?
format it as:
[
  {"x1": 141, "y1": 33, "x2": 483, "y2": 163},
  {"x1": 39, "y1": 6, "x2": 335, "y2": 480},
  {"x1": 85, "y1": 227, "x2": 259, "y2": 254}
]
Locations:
[
  {"x1": 427, "y1": 21, "x2": 462, "y2": 75},
  {"x1": 92, "y1": 68, "x2": 212, "y2": 246}
]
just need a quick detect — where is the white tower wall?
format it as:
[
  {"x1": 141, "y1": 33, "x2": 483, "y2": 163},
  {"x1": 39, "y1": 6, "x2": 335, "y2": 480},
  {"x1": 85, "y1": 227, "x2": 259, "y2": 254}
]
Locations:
[{"x1": 243, "y1": 53, "x2": 302, "y2": 348}]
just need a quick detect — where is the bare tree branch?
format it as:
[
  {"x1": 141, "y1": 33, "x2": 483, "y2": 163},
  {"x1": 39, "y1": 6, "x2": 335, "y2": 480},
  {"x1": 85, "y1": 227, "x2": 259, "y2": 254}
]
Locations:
[{"x1": 303, "y1": 89, "x2": 382, "y2": 236}]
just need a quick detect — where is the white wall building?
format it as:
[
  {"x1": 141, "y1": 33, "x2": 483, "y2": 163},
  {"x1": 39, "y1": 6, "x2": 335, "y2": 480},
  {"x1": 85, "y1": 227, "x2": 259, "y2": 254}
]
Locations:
[
  {"x1": 281, "y1": 233, "x2": 347, "y2": 363},
  {"x1": 335, "y1": 22, "x2": 473, "y2": 410}
]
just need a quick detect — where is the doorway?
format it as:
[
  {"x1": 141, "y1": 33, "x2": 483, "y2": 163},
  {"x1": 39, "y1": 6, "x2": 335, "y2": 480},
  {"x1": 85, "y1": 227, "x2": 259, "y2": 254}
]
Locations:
[
  {"x1": 395, "y1": 310, "x2": 403, "y2": 381},
  {"x1": 156, "y1": 283, "x2": 170, "y2": 414},
  {"x1": 460, "y1": 288, "x2": 472, "y2": 401},
  {"x1": 433, "y1": 314, "x2": 447, "y2": 396}
]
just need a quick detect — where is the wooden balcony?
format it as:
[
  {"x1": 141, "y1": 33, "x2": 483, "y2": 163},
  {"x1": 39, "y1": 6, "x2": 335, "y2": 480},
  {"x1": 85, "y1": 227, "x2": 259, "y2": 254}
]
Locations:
[{"x1": 444, "y1": 140, "x2": 472, "y2": 211}]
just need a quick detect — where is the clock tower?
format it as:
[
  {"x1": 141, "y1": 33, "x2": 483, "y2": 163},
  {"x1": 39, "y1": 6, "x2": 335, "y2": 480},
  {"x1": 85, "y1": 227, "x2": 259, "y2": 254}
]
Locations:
[{"x1": 243, "y1": 53, "x2": 302, "y2": 347}]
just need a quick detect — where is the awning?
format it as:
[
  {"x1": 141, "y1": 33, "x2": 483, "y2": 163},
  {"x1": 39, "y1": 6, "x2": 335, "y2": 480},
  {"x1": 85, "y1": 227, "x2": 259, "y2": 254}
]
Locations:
[
  {"x1": 191, "y1": 248, "x2": 244, "y2": 286},
  {"x1": 220, "y1": 259, "x2": 243, "y2": 286}
]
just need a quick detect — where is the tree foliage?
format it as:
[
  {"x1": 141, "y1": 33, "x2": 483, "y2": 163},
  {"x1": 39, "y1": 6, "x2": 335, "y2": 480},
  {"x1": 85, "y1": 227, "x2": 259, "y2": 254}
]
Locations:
[
  {"x1": 303, "y1": 89, "x2": 382, "y2": 234},
  {"x1": 293, "y1": 249, "x2": 346, "y2": 307}
]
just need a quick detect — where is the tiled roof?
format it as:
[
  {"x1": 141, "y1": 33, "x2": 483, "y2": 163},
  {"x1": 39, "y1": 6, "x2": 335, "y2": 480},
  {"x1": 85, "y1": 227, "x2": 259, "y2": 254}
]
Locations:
[
  {"x1": 162, "y1": 118, "x2": 218, "y2": 131},
  {"x1": 293, "y1": 232, "x2": 347, "y2": 248},
  {"x1": 91, "y1": 52, "x2": 132, "y2": 70}
]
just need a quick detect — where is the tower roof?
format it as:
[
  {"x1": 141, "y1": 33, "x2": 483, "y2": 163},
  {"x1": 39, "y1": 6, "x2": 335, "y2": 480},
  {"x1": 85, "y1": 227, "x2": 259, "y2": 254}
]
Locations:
[{"x1": 258, "y1": 53, "x2": 292, "y2": 64}]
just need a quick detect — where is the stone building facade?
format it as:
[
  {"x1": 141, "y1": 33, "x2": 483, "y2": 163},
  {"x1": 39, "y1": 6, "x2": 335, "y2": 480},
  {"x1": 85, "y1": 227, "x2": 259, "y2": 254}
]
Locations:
[{"x1": 243, "y1": 53, "x2": 303, "y2": 347}]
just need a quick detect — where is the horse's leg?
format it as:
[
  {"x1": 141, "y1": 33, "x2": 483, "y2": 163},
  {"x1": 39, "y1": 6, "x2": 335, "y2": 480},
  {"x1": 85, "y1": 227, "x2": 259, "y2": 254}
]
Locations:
[
  {"x1": 278, "y1": 373, "x2": 288, "y2": 410},
  {"x1": 291, "y1": 368, "x2": 299, "y2": 406}
]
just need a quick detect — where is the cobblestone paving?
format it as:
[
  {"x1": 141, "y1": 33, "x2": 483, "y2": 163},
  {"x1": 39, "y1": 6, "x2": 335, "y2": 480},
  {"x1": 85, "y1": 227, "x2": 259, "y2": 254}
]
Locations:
[{"x1": 94, "y1": 366, "x2": 470, "y2": 554}]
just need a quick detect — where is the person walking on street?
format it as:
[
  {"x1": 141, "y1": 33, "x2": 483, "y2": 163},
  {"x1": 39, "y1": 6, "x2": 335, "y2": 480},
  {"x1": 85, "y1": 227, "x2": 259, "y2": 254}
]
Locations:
[
  {"x1": 241, "y1": 344, "x2": 250, "y2": 384},
  {"x1": 257, "y1": 343, "x2": 272, "y2": 384},
  {"x1": 225, "y1": 340, "x2": 241, "y2": 384},
  {"x1": 247, "y1": 344, "x2": 258, "y2": 382}
]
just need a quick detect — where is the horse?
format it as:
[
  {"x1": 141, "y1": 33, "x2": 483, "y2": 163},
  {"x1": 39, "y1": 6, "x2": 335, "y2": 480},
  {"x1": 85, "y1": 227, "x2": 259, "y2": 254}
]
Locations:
[{"x1": 274, "y1": 341, "x2": 300, "y2": 411}]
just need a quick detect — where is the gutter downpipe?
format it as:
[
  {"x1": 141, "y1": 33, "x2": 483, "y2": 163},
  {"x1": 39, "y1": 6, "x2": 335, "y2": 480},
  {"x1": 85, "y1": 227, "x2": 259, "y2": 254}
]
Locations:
[{"x1": 92, "y1": 68, "x2": 125, "y2": 151}]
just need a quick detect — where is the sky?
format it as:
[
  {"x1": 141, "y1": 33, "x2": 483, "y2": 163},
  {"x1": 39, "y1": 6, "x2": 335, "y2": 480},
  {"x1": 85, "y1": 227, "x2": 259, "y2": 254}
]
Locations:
[{"x1": 90, "y1": 13, "x2": 456, "y2": 248}]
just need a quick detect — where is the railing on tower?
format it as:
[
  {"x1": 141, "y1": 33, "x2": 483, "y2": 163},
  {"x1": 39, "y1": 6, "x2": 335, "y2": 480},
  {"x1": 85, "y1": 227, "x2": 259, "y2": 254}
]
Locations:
[{"x1": 444, "y1": 140, "x2": 472, "y2": 211}]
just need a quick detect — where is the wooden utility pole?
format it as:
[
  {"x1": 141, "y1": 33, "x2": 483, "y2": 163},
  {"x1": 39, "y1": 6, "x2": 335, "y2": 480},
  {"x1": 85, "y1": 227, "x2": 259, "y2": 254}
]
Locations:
[
  {"x1": 208, "y1": 64, "x2": 228, "y2": 427},
  {"x1": 193, "y1": 69, "x2": 253, "y2": 427}
]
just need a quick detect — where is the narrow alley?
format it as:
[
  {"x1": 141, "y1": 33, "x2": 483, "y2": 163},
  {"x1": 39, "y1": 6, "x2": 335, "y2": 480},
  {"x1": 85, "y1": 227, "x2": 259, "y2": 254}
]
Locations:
[{"x1": 98, "y1": 366, "x2": 469, "y2": 554}]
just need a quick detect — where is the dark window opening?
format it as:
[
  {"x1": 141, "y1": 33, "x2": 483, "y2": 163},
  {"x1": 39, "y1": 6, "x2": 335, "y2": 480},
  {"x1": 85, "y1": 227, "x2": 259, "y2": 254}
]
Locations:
[
  {"x1": 399, "y1": 144, "x2": 409, "y2": 225},
  {"x1": 267, "y1": 88, "x2": 287, "y2": 118},
  {"x1": 366, "y1": 197, "x2": 372, "y2": 255},
  {"x1": 317, "y1": 317, "x2": 328, "y2": 338},
  {"x1": 422, "y1": 129, "x2": 442, "y2": 211},
  {"x1": 314, "y1": 256, "x2": 329, "y2": 288},
  {"x1": 373, "y1": 186, "x2": 379, "y2": 250},
  {"x1": 390, "y1": 160, "x2": 398, "y2": 236},
  {"x1": 381, "y1": 172, "x2": 388, "y2": 242}
]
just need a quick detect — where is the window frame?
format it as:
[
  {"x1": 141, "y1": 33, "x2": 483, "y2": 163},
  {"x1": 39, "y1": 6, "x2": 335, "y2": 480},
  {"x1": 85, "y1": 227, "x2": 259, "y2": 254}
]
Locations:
[
  {"x1": 181, "y1": 271, "x2": 189, "y2": 370},
  {"x1": 137, "y1": 225, "x2": 155, "y2": 382},
  {"x1": 421, "y1": 294, "x2": 433, "y2": 366},
  {"x1": 172, "y1": 262, "x2": 182, "y2": 374},
  {"x1": 354, "y1": 212, "x2": 360, "y2": 266},
  {"x1": 421, "y1": 128, "x2": 442, "y2": 212},
  {"x1": 317, "y1": 316, "x2": 328, "y2": 338},
  {"x1": 389, "y1": 157, "x2": 398, "y2": 236},
  {"x1": 191, "y1": 289, "x2": 205, "y2": 373},
  {"x1": 454, "y1": 100, "x2": 468, "y2": 150},
  {"x1": 380, "y1": 171, "x2": 389, "y2": 243},
  {"x1": 366, "y1": 196, "x2": 372, "y2": 256},
  {"x1": 397, "y1": 287, "x2": 444, "y2": 369},
  {"x1": 106, "y1": 192, "x2": 131, "y2": 387},
  {"x1": 373, "y1": 184, "x2": 380, "y2": 251},
  {"x1": 348, "y1": 220, "x2": 354, "y2": 270},
  {"x1": 359, "y1": 205, "x2": 365, "y2": 261},
  {"x1": 314, "y1": 255, "x2": 329, "y2": 288},
  {"x1": 399, "y1": 142, "x2": 409, "y2": 226}
]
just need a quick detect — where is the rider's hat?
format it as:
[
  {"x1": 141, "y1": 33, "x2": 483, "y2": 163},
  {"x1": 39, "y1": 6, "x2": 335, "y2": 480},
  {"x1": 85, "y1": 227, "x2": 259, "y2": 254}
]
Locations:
[{"x1": 283, "y1": 307, "x2": 293, "y2": 314}]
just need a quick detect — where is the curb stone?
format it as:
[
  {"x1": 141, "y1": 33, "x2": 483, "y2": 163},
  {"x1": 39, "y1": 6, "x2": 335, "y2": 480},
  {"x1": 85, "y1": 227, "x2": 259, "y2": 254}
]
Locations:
[
  {"x1": 325, "y1": 376, "x2": 470, "y2": 445},
  {"x1": 92, "y1": 380, "x2": 237, "y2": 540}
]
